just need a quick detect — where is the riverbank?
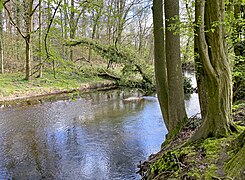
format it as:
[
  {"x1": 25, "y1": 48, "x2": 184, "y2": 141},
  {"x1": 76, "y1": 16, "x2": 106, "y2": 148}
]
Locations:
[
  {"x1": 138, "y1": 101, "x2": 245, "y2": 179},
  {"x1": 0, "y1": 72, "x2": 117, "y2": 106}
]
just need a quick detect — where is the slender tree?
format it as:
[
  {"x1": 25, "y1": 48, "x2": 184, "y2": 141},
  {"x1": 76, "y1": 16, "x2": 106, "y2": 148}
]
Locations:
[
  {"x1": 38, "y1": 0, "x2": 43, "y2": 77},
  {"x1": 153, "y1": 0, "x2": 187, "y2": 132},
  {"x1": 23, "y1": 0, "x2": 34, "y2": 80},
  {"x1": 4, "y1": 0, "x2": 36, "y2": 80},
  {"x1": 88, "y1": 1, "x2": 103, "y2": 62},
  {"x1": 0, "y1": 2, "x2": 3, "y2": 74},
  {"x1": 152, "y1": 0, "x2": 169, "y2": 127},
  {"x1": 165, "y1": 0, "x2": 187, "y2": 131},
  {"x1": 16, "y1": 0, "x2": 20, "y2": 62}
]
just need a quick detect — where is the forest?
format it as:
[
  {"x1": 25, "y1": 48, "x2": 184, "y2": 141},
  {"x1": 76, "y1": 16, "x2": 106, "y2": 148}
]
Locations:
[{"x1": 0, "y1": 0, "x2": 244, "y2": 179}]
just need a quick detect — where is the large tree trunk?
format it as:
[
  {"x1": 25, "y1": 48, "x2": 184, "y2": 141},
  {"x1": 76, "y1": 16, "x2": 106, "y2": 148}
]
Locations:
[
  {"x1": 192, "y1": 0, "x2": 235, "y2": 140},
  {"x1": 165, "y1": 0, "x2": 187, "y2": 131},
  {"x1": 152, "y1": 0, "x2": 169, "y2": 129}
]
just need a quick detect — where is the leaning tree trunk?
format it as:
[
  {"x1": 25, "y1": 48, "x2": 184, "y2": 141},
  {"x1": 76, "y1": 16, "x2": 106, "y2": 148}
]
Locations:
[
  {"x1": 192, "y1": 0, "x2": 235, "y2": 140},
  {"x1": 165, "y1": 0, "x2": 187, "y2": 131}
]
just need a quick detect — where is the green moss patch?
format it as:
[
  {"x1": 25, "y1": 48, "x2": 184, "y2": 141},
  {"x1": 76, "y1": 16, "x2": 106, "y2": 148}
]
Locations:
[{"x1": 142, "y1": 132, "x2": 245, "y2": 179}]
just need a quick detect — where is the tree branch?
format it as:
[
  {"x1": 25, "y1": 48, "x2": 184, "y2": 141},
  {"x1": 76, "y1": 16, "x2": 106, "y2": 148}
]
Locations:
[
  {"x1": 4, "y1": 1, "x2": 26, "y2": 39},
  {"x1": 30, "y1": 3, "x2": 40, "y2": 17},
  {"x1": 44, "y1": 0, "x2": 62, "y2": 58}
]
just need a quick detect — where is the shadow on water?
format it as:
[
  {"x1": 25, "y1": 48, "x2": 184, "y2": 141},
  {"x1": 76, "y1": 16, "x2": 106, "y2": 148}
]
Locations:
[{"x1": 0, "y1": 72, "x2": 199, "y2": 179}]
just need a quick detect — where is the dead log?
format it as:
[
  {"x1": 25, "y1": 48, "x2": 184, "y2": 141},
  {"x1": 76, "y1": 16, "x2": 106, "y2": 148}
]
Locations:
[{"x1": 98, "y1": 72, "x2": 121, "y2": 81}]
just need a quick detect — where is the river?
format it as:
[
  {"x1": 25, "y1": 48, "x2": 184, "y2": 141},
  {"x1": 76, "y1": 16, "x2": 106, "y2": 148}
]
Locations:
[{"x1": 0, "y1": 72, "x2": 200, "y2": 180}]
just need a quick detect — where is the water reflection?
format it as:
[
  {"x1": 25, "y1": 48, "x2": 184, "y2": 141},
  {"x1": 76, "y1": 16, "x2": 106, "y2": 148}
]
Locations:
[
  {"x1": 0, "y1": 90, "x2": 167, "y2": 179},
  {"x1": 0, "y1": 73, "x2": 199, "y2": 179},
  {"x1": 184, "y1": 71, "x2": 201, "y2": 117}
]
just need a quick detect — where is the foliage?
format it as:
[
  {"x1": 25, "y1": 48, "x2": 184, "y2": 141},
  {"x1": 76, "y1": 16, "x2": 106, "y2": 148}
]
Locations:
[
  {"x1": 225, "y1": 1, "x2": 245, "y2": 101},
  {"x1": 233, "y1": 55, "x2": 245, "y2": 101},
  {"x1": 183, "y1": 77, "x2": 193, "y2": 94},
  {"x1": 67, "y1": 37, "x2": 155, "y2": 92}
]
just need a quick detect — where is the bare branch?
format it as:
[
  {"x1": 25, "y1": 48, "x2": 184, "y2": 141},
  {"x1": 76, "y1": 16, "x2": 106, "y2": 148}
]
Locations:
[
  {"x1": 3, "y1": 0, "x2": 11, "y2": 6},
  {"x1": 3, "y1": 2, "x2": 26, "y2": 39},
  {"x1": 30, "y1": 3, "x2": 40, "y2": 17}
]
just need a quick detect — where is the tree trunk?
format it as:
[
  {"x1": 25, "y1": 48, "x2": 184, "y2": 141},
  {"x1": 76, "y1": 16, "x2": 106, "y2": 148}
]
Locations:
[
  {"x1": 88, "y1": 7, "x2": 103, "y2": 63},
  {"x1": 165, "y1": 0, "x2": 187, "y2": 131},
  {"x1": 70, "y1": 0, "x2": 75, "y2": 61},
  {"x1": 117, "y1": 0, "x2": 125, "y2": 44},
  {"x1": 64, "y1": 0, "x2": 68, "y2": 59},
  {"x1": 192, "y1": 0, "x2": 235, "y2": 140},
  {"x1": 0, "y1": 7, "x2": 3, "y2": 74},
  {"x1": 25, "y1": 37, "x2": 31, "y2": 80},
  {"x1": 24, "y1": 0, "x2": 34, "y2": 80},
  {"x1": 152, "y1": 0, "x2": 169, "y2": 130},
  {"x1": 153, "y1": 0, "x2": 187, "y2": 132},
  {"x1": 194, "y1": 1, "x2": 207, "y2": 119},
  {"x1": 16, "y1": 0, "x2": 20, "y2": 62},
  {"x1": 38, "y1": 0, "x2": 43, "y2": 77}
]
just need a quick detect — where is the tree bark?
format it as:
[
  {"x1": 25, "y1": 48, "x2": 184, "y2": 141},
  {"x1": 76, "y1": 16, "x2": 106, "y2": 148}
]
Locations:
[
  {"x1": 24, "y1": 0, "x2": 34, "y2": 80},
  {"x1": 70, "y1": 0, "x2": 75, "y2": 61},
  {"x1": 0, "y1": 6, "x2": 3, "y2": 74},
  {"x1": 38, "y1": 0, "x2": 43, "y2": 77},
  {"x1": 194, "y1": 0, "x2": 207, "y2": 120},
  {"x1": 152, "y1": 0, "x2": 169, "y2": 130},
  {"x1": 165, "y1": 0, "x2": 187, "y2": 131},
  {"x1": 192, "y1": 0, "x2": 235, "y2": 140},
  {"x1": 16, "y1": 0, "x2": 20, "y2": 62},
  {"x1": 153, "y1": 0, "x2": 187, "y2": 132},
  {"x1": 88, "y1": 6, "x2": 103, "y2": 63}
]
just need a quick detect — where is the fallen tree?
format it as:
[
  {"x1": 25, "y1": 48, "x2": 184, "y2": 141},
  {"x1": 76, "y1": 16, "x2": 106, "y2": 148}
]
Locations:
[{"x1": 66, "y1": 37, "x2": 155, "y2": 91}]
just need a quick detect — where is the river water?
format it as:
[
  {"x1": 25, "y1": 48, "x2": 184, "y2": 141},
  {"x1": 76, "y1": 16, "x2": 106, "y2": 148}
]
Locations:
[{"x1": 0, "y1": 73, "x2": 200, "y2": 180}]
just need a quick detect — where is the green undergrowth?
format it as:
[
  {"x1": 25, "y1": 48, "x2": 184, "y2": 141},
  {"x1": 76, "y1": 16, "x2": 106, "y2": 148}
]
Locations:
[
  {"x1": 0, "y1": 71, "x2": 104, "y2": 99},
  {"x1": 147, "y1": 138, "x2": 227, "y2": 179}
]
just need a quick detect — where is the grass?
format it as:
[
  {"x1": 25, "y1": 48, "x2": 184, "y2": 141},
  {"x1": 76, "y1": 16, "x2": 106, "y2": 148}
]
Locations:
[{"x1": 0, "y1": 71, "x2": 105, "y2": 100}]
